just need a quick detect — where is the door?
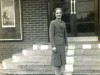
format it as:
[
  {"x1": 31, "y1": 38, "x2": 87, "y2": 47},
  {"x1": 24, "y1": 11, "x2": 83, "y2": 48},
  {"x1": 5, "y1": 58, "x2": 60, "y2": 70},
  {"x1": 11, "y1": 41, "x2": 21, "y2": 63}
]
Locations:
[
  {"x1": 75, "y1": 0, "x2": 99, "y2": 36},
  {"x1": 98, "y1": 0, "x2": 100, "y2": 40},
  {"x1": 48, "y1": 0, "x2": 99, "y2": 37}
]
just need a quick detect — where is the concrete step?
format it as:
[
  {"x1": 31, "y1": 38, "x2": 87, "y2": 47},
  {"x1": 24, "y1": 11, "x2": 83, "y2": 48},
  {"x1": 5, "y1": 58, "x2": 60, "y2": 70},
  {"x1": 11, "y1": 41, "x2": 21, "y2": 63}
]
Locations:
[
  {"x1": 73, "y1": 65, "x2": 100, "y2": 70},
  {"x1": 73, "y1": 73, "x2": 100, "y2": 75},
  {"x1": 67, "y1": 36, "x2": 98, "y2": 42},
  {"x1": 22, "y1": 49, "x2": 100, "y2": 57},
  {"x1": 22, "y1": 48, "x2": 71, "y2": 56},
  {"x1": 22, "y1": 49, "x2": 52, "y2": 56},
  {"x1": 74, "y1": 49, "x2": 100, "y2": 56},
  {"x1": 74, "y1": 56, "x2": 100, "y2": 62},
  {"x1": 0, "y1": 69, "x2": 55, "y2": 75},
  {"x1": 68, "y1": 42, "x2": 100, "y2": 49},
  {"x1": 7, "y1": 56, "x2": 51, "y2": 63},
  {"x1": 74, "y1": 42, "x2": 100, "y2": 49},
  {"x1": 73, "y1": 70, "x2": 100, "y2": 75},
  {"x1": 1, "y1": 69, "x2": 100, "y2": 75},
  {"x1": 72, "y1": 73, "x2": 100, "y2": 75},
  {"x1": 4, "y1": 63, "x2": 53, "y2": 71},
  {"x1": 12, "y1": 53, "x2": 51, "y2": 62},
  {"x1": 12, "y1": 54, "x2": 100, "y2": 64},
  {"x1": 2, "y1": 58, "x2": 51, "y2": 69},
  {"x1": 66, "y1": 56, "x2": 100, "y2": 64},
  {"x1": 74, "y1": 61, "x2": 100, "y2": 66}
]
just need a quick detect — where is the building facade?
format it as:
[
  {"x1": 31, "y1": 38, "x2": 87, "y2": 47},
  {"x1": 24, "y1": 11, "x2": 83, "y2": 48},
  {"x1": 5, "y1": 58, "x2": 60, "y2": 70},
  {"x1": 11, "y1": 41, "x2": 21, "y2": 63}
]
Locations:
[{"x1": 0, "y1": 0, "x2": 100, "y2": 63}]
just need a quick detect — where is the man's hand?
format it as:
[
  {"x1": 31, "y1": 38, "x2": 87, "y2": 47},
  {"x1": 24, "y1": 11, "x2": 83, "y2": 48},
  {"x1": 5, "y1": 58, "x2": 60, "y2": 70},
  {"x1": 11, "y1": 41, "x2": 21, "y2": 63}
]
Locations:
[{"x1": 52, "y1": 47, "x2": 56, "y2": 52}]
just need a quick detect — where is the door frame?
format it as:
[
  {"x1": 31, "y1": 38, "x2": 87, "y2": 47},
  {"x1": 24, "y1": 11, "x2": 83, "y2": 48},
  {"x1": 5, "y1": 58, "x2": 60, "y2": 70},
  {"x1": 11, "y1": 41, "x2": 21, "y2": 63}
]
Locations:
[{"x1": 98, "y1": 0, "x2": 100, "y2": 40}]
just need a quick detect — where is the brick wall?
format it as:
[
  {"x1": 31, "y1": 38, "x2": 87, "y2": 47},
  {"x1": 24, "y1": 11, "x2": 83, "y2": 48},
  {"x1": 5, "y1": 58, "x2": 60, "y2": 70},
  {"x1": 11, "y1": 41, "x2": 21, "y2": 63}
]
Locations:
[{"x1": 0, "y1": 0, "x2": 48, "y2": 62}]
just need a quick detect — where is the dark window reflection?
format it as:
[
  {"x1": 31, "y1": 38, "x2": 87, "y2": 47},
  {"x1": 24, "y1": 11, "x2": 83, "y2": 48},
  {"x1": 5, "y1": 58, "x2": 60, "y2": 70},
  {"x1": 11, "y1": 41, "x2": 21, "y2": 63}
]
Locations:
[
  {"x1": 62, "y1": 13, "x2": 70, "y2": 23},
  {"x1": 77, "y1": 23, "x2": 95, "y2": 33},
  {"x1": 77, "y1": 12, "x2": 94, "y2": 22},
  {"x1": 56, "y1": 0, "x2": 65, "y2": 2},
  {"x1": 66, "y1": 24, "x2": 71, "y2": 33},
  {"x1": 77, "y1": 0, "x2": 93, "y2": 1},
  {"x1": 55, "y1": 0, "x2": 70, "y2": 2}
]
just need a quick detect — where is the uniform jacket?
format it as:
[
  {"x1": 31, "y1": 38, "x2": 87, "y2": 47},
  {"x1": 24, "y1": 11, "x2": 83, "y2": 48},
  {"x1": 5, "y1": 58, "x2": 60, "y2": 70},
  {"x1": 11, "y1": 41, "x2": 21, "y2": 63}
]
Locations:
[{"x1": 49, "y1": 20, "x2": 68, "y2": 47}]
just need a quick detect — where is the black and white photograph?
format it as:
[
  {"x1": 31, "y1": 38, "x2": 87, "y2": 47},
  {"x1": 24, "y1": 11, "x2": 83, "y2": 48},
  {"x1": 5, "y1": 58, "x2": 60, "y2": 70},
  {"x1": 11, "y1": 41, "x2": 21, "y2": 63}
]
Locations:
[
  {"x1": 0, "y1": 0, "x2": 100, "y2": 75},
  {"x1": 1, "y1": 0, "x2": 15, "y2": 28}
]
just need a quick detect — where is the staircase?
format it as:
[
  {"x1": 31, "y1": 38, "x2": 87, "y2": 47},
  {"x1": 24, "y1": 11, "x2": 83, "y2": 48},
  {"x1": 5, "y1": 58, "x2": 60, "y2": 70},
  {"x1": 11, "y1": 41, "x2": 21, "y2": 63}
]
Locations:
[{"x1": 0, "y1": 37, "x2": 100, "y2": 75}]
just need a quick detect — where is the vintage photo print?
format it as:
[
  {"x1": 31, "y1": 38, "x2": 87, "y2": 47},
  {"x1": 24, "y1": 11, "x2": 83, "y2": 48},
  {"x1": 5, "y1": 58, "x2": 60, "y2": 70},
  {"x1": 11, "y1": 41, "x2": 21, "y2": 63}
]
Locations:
[{"x1": 1, "y1": 0, "x2": 15, "y2": 28}]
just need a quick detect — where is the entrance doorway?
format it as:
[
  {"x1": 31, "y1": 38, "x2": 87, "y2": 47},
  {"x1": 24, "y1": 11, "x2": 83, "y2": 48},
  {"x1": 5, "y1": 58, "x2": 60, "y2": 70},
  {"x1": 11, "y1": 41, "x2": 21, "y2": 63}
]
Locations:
[{"x1": 48, "y1": 0, "x2": 99, "y2": 37}]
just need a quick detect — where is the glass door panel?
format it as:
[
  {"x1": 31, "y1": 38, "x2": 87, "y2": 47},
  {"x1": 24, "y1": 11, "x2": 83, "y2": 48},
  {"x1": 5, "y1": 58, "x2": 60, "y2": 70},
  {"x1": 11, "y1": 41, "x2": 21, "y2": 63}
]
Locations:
[
  {"x1": 77, "y1": 12, "x2": 95, "y2": 22},
  {"x1": 76, "y1": 0, "x2": 97, "y2": 36}
]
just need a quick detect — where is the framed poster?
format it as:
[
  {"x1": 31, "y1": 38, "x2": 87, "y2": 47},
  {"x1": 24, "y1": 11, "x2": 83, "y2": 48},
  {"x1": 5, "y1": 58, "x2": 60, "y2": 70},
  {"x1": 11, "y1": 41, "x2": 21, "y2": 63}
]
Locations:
[{"x1": 0, "y1": 0, "x2": 22, "y2": 41}]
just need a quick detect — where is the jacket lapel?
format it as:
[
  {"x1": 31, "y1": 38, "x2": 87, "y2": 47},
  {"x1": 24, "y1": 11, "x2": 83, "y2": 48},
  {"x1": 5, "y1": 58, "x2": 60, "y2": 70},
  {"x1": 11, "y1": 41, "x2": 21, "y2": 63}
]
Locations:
[{"x1": 54, "y1": 20, "x2": 65, "y2": 31}]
